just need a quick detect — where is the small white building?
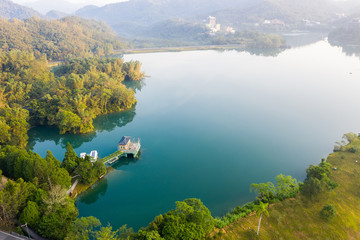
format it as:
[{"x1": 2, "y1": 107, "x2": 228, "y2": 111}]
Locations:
[
  {"x1": 79, "y1": 150, "x2": 98, "y2": 163},
  {"x1": 89, "y1": 151, "x2": 98, "y2": 162}
]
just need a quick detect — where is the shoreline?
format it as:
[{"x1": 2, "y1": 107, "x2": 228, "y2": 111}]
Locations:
[{"x1": 115, "y1": 44, "x2": 246, "y2": 54}]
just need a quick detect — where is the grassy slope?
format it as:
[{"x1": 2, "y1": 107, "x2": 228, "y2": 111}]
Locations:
[{"x1": 211, "y1": 146, "x2": 360, "y2": 239}]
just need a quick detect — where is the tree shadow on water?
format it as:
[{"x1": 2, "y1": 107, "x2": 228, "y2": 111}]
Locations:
[{"x1": 77, "y1": 178, "x2": 109, "y2": 205}]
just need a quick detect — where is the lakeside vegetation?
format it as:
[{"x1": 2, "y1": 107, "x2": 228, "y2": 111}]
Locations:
[
  {"x1": 0, "y1": 9, "x2": 358, "y2": 240},
  {"x1": 2, "y1": 132, "x2": 359, "y2": 239},
  {"x1": 0, "y1": 51, "x2": 143, "y2": 138},
  {"x1": 210, "y1": 134, "x2": 360, "y2": 239}
]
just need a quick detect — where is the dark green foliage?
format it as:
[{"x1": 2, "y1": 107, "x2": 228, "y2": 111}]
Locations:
[
  {"x1": 250, "y1": 182, "x2": 276, "y2": 203},
  {"x1": 62, "y1": 142, "x2": 80, "y2": 173},
  {"x1": 143, "y1": 198, "x2": 214, "y2": 239},
  {"x1": 0, "y1": 17, "x2": 125, "y2": 61},
  {"x1": 65, "y1": 217, "x2": 101, "y2": 240},
  {"x1": 301, "y1": 159, "x2": 336, "y2": 200},
  {"x1": 319, "y1": 205, "x2": 336, "y2": 221},
  {"x1": 19, "y1": 201, "x2": 40, "y2": 227},
  {"x1": 0, "y1": 107, "x2": 29, "y2": 147},
  {"x1": 62, "y1": 142, "x2": 106, "y2": 184},
  {"x1": 251, "y1": 174, "x2": 299, "y2": 203},
  {"x1": 36, "y1": 185, "x2": 78, "y2": 240},
  {"x1": 0, "y1": 178, "x2": 36, "y2": 224},
  {"x1": 0, "y1": 146, "x2": 71, "y2": 190}
]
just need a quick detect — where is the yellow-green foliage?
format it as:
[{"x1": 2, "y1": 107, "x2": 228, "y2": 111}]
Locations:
[
  {"x1": 212, "y1": 141, "x2": 360, "y2": 239},
  {"x1": 0, "y1": 17, "x2": 125, "y2": 61},
  {"x1": 0, "y1": 51, "x2": 141, "y2": 139}
]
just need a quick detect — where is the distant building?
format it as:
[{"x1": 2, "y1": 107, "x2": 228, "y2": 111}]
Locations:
[
  {"x1": 302, "y1": 19, "x2": 321, "y2": 26},
  {"x1": 263, "y1": 19, "x2": 285, "y2": 26},
  {"x1": 226, "y1": 27, "x2": 235, "y2": 34},
  {"x1": 208, "y1": 16, "x2": 216, "y2": 28},
  {"x1": 215, "y1": 24, "x2": 221, "y2": 31}
]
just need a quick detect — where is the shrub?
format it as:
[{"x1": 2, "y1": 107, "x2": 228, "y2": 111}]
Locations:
[{"x1": 320, "y1": 205, "x2": 336, "y2": 221}]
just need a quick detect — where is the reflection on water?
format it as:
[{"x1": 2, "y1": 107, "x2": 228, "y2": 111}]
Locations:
[
  {"x1": 93, "y1": 107, "x2": 137, "y2": 133},
  {"x1": 338, "y1": 45, "x2": 360, "y2": 58},
  {"x1": 27, "y1": 126, "x2": 97, "y2": 150},
  {"x1": 77, "y1": 178, "x2": 109, "y2": 205},
  {"x1": 31, "y1": 40, "x2": 360, "y2": 231},
  {"x1": 111, "y1": 154, "x2": 141, "y2": 169},
  {"x1": 123, "y1": 79, "x2": 146, "y2": 93},
  {"x1": 283, "y1": 31, "x2": 327, "y2": 48},
  {"x1": 28, "y1": 106, "x2": 137, "y2": 150},
  {"x1": 77, "y1": 156, "x2": 139, "y2": 205}
]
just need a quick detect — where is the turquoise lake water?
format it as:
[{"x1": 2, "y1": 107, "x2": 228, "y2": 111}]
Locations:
[{"x1": 28, "y1": 40, "x2": 360, "y2": 230}]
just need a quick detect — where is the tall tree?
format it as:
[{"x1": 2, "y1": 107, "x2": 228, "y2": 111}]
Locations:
[
  {"x1": 255, "y1": 202, "x2": 269, "y2": 236},
  {"x1": 62, "y1": 142, "x2": 79, "y2": 174}
]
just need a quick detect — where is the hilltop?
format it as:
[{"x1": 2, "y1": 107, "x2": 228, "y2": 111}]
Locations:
[
  {"x1": 0, "y1": 0, "x2": 42, "y2": 19},
  {"x1": 0, "y1": 16, "x2": 126, "y2": 60}
]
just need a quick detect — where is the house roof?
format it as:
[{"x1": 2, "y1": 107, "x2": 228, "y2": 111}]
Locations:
[{"x1": 119, "y1": 136, "x2": 131, "y2": 145}]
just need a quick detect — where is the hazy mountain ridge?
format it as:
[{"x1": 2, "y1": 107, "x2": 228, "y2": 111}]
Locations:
[
  {"x1": 210, "y1": 0, "x2": 338, "y2": 28},
  {"x1": 0, "y1": 0, "x2": 42, "y2": 19},
  {"x1": 75, "y1": 0, "x2": 340, "y2": 38},
  {"x1": 46, "y1": 10, "x2": 68, "y2": 19},
  {"x1": 23, "y1": 0, "x2": 92, "y2": 14}
]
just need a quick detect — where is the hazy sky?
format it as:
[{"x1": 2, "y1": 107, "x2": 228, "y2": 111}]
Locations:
[{"x1": 12, "y1": 0, "x2": 126, "y2": 7}]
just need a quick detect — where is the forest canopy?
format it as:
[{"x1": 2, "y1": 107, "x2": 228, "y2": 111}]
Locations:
[
  {"x1": 0, "y1": 51, "x2": 144, "y2": 146},
  {"x1": 0, "y1": 16, "x2": 126, "y2": 61}
]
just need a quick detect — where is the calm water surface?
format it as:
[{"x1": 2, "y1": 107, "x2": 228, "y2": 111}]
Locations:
[{"x1": 28, "y1": 40, "x2": 360, "y2": 230}]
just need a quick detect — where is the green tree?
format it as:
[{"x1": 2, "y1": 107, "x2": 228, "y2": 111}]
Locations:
[
  {"x1": 343, "y1": 133, "x2": 357, "y2": 143},
  {"x1": 62, "y1": 142, "x2": 79, "y2": 174},
  {"x1": 250, "y1": 182, "x2": 276, "y2": 202},
  {"x1": 19, "y1": 201, "x2": 40, "y2": 227},
  {"x1": 146, "y1": 198, "x2": 214, "y2": 240},
  {"x1": 275, "y1": 174, "x2": 299, "y2": 199},
  {"x1": 94, "y1": 226, "x2": 118, "y2": 240},
  {"x1": 65, "y1": 216, "x2": 101, "y2": 240},
  {"x1": 255, "y1": 202, "x2": 269, "y2": 235}
]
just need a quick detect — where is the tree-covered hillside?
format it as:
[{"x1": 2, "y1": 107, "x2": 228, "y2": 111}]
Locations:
[
  {"x1": 0, "y1": 51, "x2": 144, "y2": 147},
  {"x1": 0, "y1": 16, "x2": 126, "y2": 61},
  {"x1": 0, "y1": 0, "x2": 42, "y2": 19}
]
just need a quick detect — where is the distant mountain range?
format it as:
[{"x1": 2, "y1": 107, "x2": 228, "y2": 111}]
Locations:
[
  {"x1": 0, "y1": 0, "x2": 42, "y2": 19},
  {"x1": 211, "y1": 0, "x2": 338, "y2": 27},
  {"x1": 75, "y1": 0, "x2": 256, "y2": 37},
  {"x1": 1, "y1": 0, "x2": 359, "y2": 46},
  {"x1": 74, "y1": 0, "x2": 339, "y2": 38}
]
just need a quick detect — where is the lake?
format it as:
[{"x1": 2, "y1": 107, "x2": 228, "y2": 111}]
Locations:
[{"x1": 28, "y1": 40, "x2": 360, "y2": 230}]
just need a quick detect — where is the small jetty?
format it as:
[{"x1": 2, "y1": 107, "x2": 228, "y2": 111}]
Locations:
[{"x1": 101, "y1": 136, "x2": 141, "y2": 165}]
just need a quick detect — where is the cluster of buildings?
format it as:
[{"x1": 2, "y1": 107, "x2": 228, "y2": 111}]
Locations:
[{"x1": 206, "y1": 16, "x2": 235, "y2": 34}]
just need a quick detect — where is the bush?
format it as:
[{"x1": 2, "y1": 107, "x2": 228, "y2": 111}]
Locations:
[{"x1": 320, "y1": 205, "x2": 336, "y2": 221}]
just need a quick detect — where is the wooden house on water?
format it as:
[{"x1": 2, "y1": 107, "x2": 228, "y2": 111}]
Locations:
[{"x1": 118, "y1": 136, "x2": 141, "y2": 158}]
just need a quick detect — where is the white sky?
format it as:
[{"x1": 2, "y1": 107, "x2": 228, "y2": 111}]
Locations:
[{"x1": 12, "y1": 0, "x2": 126, "y2": 7}]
